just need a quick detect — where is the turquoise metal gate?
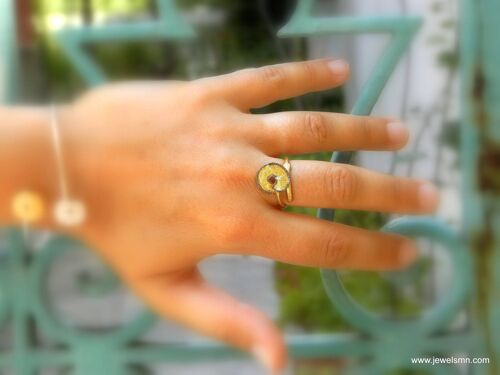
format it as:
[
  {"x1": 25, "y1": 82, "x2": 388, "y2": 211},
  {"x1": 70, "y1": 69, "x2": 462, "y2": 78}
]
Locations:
[{"x1": 0, "y1": 0, "x2": 498, "y2": 374}]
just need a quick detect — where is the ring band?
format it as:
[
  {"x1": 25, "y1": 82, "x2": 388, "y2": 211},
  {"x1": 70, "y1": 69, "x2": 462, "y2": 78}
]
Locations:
[{"x1": 256, "y1": 157, "x2": 294, "y2": 208}]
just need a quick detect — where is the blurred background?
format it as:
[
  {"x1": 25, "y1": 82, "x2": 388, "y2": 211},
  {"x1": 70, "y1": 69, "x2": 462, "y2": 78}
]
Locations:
[{"x1": 0, "y1": 0, "x2": 480, "y2": 375}]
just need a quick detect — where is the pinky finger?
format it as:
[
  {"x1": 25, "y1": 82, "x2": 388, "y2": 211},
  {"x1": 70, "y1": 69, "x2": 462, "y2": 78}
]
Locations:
[
  {"x1": 246, "y1": 211, "x2": 418, "y2": 271},
  {"x1": 129, "y1": 268, "x2": 287, "y2": 374}
]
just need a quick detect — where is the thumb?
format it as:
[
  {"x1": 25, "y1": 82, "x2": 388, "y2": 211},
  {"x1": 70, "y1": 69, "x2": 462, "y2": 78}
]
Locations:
[{"x1": 129, "y1": 268, "x2": 287, "y2": 374}]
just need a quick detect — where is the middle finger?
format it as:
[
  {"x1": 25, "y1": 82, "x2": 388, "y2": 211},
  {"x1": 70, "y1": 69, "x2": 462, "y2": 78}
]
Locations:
[{"x1": 250, "y1": 112, "x2": 409, "y2": 155}]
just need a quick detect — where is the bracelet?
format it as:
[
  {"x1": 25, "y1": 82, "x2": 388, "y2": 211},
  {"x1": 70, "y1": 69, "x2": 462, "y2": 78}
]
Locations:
[
  {"x1": 11, "y1": 106, "x2": 87, "y2": 228},
  {"x1": 50, "y1": 105, "x2": 86, "y2": 227}
]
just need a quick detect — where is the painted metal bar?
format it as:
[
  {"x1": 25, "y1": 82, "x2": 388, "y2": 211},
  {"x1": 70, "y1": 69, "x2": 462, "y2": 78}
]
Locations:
[
  {"x1": 0, "y1": 0, "x2": 18, "y2": 102},
  {"x1": 280, "y1": 16, "x2": 421, "y2": 35},
  {"x1": 54, "y1": 0, "x2": 194, "y2": 86},
  {"x1": 461, "y1": 0, "x2": 500, "y2": 373}
]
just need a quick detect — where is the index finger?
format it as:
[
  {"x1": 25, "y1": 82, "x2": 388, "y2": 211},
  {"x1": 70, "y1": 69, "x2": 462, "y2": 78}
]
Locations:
[{"x1": 200, "y1": 59, "x2": 350, "y2": 110}]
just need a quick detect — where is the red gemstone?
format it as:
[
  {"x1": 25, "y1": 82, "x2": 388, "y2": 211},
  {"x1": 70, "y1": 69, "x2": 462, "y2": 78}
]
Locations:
[{"x1": 267, "y1": 175, "x2": 277, "y2": 185}]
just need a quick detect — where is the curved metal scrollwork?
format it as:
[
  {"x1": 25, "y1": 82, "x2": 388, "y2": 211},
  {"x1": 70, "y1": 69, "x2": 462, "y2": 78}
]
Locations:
[
  {"x1": 29, "y1": 234, "x2": 154, "y2": 347},
  {"x1": 323, "y1": 218, "x2": 472, "y2": 337}
]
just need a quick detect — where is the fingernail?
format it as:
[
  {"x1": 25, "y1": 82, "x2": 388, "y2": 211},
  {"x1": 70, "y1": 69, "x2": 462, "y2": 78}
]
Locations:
[
  {"x1": 419, "y1": 182, "x2": 440, "y2": 211},
  {"x1": 387, "y1": 122, "x2": 409, "y2": 145},
  {"x1": 253, "y1": 346, "x2": 275, "y2": 374},
  {"x1": 328, "y1": 59, "x2": 349, "y2": 75},
  {"x1": 400, "y1": 241, "x2": 418, "y2": 267}
]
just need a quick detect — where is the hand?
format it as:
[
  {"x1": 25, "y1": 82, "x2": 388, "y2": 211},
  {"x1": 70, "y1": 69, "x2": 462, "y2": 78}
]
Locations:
[{"x1": 52, "y1": 59, "x2": 438, "y2": 373}]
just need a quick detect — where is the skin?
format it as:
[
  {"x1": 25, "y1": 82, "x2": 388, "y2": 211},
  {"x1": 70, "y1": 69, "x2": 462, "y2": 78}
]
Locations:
[{"x1": 0, "y1": 59, "x2": 439, "y2": 374}]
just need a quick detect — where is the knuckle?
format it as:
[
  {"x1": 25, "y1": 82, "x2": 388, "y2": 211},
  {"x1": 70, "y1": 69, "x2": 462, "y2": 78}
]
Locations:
[
  {"x1": 187, "y1": 82, "x2": 213, "y2": 107},
  {"x1": 218, "y1": 162, "x2": 252, "y2": 191},
  {"x1": 390, "y1": 178, "x2": 418, "y2": 208},
  {"x1": 300, "y1": 61, "x2": 319, "y2": 80},
  {"x1": 304, "y1": 113, "x2": 328, "y2": 144},
  {"x1": 382, "y1": 240, "x2": 401, "y2": 266},
  {"x1": 212, "y1": 318, "x2": 236, "y2": 343},
  {"x1": 258, "y1": 66, "x2": 287, "y2": 88},
  {"x1": 202, "y1": 123, "x2": 230, "y2": 142},
  {"x1": 206, "y1": 148, "x2": 252, "y2": 190},
  {"x1": 193, "y1": 90, "x2": 212, "y2": 108},
  {"x1": 391, "y1": 178, "x2": 404, "y2": 203},
  {"x1": 210, "y1": 303, "x2": 253, "y2": 347},
  {"x1": 217, "y1": 213, "x2": 257, "y2": 246},
  {"x1": 324, "y1": 166, "x2": 358, "y2": 202},
  {"x1": 321, "y1": 232, "x2": 350, "y2": 267},
  {"x1": 358, "y1": 117, "x2": 374, "y2": 142}
]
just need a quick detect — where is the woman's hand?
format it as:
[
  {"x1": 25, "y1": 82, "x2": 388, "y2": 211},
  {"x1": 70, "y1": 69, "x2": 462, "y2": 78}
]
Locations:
[{"x1": 47, "y1": 59, "x2": 438, "y2": 373}]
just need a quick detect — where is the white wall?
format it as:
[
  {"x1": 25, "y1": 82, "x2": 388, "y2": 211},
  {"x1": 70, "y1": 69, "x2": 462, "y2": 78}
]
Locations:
[{"x1": 310, "y1": 0, "x2": 460, "y2": 219}]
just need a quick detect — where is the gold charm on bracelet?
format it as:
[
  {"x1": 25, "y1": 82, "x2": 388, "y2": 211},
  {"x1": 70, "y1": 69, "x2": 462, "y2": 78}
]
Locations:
[
  {"x1": 54, "y1": 199, "x2": 87, "y2": 227},
  {"x1": 12, "y1": 191, "x2": 45, "y2": 224}
]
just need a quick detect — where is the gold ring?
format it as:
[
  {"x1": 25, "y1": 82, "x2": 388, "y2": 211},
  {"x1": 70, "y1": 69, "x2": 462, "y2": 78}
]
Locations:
[{"x1": 256, "y1": 157, "x2": 294, "y2": 208}]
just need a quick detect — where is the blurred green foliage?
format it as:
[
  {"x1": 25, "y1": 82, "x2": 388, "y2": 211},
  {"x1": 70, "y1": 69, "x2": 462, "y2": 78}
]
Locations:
[
  {"x1": 33, "y1": 0, "x2": 299, "y2": 98},
  {"x1": 35, "y1": 0, "x2": 149, "y2": 14},
  {"x1": 34, "y1": 0, "x2": 177, "y2": 97}
]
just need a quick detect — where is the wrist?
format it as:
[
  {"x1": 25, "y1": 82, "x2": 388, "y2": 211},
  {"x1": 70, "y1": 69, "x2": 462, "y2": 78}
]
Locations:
[
  {"x1": 0, "y1": 107, "x2": 56, "y2": 223},
  {"x1": 0, "y1": 105, "x2": 87, "y2": 233}
]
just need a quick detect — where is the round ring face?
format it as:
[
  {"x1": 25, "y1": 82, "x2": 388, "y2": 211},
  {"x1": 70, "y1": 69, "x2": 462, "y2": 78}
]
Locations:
[{"x1": 256, "y1": 163, "x2": 291, "y2": 193}]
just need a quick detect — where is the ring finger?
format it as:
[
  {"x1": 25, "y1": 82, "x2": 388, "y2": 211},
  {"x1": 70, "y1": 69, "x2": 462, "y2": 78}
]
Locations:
[{"x1": 257, "y1": 159, "x2": 439, "y2": 214}]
